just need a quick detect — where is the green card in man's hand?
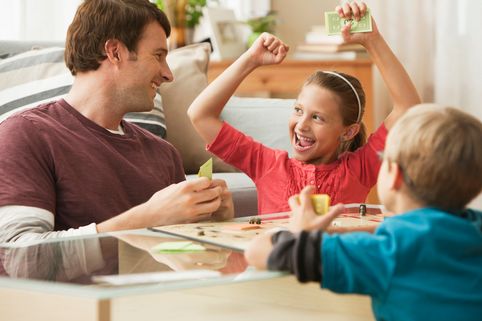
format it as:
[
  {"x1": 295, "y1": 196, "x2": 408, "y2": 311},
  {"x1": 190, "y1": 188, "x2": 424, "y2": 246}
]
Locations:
[
  {"x1": 198, "y1": 158, "x2": 213, "y2": 180},
  {"x1": 324, "y1": 10, "x2": 372, "y2": 35}
]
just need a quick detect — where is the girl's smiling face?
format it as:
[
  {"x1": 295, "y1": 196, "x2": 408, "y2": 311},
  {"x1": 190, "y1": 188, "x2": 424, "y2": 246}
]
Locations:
[{"x1": 289, "y1": 84, "x2": 348, "y2": 164}]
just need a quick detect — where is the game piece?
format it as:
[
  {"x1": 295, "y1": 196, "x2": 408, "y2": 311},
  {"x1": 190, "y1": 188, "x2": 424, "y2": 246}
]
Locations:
[
  {"x1": 359, "y1": 204, "x2": 367, "y2": 216},
  {"x1": 324, "y1": 10, "x2": 372, "y2": 35},
  {"x1": 197, "y1": 158, "x2": 213, "y2": 180},
  {"x1": 248, "y1": 217, "x2": 262, "y2": 224}
]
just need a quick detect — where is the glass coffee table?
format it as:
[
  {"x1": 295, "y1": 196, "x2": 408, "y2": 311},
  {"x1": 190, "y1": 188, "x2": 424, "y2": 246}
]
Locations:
[{"x1": 0, "y1": 227, "x2": 374, "y2": 321}]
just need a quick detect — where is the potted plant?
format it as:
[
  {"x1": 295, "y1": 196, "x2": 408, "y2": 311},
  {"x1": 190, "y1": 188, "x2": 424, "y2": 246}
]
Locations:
[
  {"x1": 245, "y1": 11, "x2": 277, "y2": 47},
  {"x1": 155, "y1": 0, "x2": 207, "y2": 47}
]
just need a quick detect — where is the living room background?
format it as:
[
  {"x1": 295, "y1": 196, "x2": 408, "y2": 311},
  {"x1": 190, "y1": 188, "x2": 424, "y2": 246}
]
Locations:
[{"x1": 1, "y1": 0, "x2": 481, "y2": 208}]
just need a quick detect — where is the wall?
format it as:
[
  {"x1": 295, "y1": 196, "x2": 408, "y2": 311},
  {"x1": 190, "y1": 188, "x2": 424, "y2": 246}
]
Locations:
[{"x1": 271, "y1": 0, "x2": 338, "y2": 53}]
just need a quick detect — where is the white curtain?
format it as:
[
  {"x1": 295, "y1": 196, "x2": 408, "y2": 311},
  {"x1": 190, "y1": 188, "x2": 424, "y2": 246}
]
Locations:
[
  {"x1": 369, "y1": 0, "x2": 436, "y2": 124},
  {"x1": 369, "y1": 0, "x2": 482, "y2": 209},
  {"x1": 434, "y1": 0, "x2": 482, "y2": 120},
  {"x1": 434, "y1": 0, "x2": 482, "y2": 209}
]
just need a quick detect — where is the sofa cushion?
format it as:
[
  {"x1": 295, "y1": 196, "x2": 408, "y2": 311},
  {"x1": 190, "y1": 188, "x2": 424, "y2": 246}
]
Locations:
[
  {"x1": 0, "y1": 40, "x2": 62, "y2": 60},
  {"x1": 159, "y1": 43, "x2": 222, "y2": 174},
  {"x1": 0, "y1": 47, "x2": 166, "y2": 137},
  {"x1": 221, "y1": 96, "x2": 295, "y2": 154},
  {"x1": 158, "y1": 43, "x2": 260, "y2": 175}
]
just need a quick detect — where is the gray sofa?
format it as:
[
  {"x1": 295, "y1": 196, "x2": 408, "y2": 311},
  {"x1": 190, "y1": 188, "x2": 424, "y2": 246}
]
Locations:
[{"x1": 0, "y1": 40, "x2": 295, "y2": 217}]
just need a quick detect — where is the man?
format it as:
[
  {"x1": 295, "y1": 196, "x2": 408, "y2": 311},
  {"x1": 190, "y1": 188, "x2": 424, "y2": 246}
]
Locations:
[{"x1": 0, "y1": 0, "x2": 233, "y2": 244}]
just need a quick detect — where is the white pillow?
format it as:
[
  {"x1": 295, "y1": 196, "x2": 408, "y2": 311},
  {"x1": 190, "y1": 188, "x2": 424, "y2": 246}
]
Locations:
[{"x1": 0, "y1": 47, "x2": 167, "y2": 137}]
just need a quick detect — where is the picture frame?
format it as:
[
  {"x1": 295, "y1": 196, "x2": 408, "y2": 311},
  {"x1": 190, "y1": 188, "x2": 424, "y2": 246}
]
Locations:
[{"x1": 203, "y1": 7, "x2": 246, "y2": 61}]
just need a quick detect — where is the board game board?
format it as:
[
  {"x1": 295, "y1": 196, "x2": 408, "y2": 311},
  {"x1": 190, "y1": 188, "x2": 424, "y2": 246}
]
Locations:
[{"x1": 151, "y1": 204, "x2": 388, "y2": 251}]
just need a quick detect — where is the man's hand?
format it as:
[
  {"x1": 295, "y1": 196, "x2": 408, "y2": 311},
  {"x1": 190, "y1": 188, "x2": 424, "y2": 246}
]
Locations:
[
  {"x1": 245, "y1": 33, "x2": 289, "y2": 67},
  {"x1": 288, "y1": 186, "x2": 344, "y2": 233},
  {"x1": 209, "y1": 179, "x2": 234, "y2": 221},
  {"x1": 143, "y1": 177, "x2": 225, "y2": 226}
]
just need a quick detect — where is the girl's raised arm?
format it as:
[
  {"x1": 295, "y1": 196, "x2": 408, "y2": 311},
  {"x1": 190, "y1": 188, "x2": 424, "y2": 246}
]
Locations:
[{"x1": 188, "y1": 33, "x2": 289, "y2": 143}]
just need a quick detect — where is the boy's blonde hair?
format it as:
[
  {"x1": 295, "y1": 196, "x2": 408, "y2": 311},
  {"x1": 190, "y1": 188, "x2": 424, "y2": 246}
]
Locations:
[{"x1": 385, "y1": 104, "x2": 482, "y2": 212}]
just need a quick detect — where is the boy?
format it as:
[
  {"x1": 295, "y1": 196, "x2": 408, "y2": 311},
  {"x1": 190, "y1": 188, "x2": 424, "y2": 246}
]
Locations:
[{"x1": 245, "y1": 104, "x2": 482, "y2": 321}]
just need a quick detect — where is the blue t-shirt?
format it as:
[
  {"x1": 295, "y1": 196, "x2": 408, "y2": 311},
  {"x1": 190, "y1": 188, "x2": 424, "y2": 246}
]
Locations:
[{"x1": 322, "y1": 208, "x2": 482, "y2": 321}]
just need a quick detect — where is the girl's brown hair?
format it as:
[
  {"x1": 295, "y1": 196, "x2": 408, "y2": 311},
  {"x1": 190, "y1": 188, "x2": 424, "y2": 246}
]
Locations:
[
  {"x1": 304, "y1": 70, "x2": 367, "y2": 154},
  {"x1": 65, "y1": 0, "x2": 171, "y2": 75}
]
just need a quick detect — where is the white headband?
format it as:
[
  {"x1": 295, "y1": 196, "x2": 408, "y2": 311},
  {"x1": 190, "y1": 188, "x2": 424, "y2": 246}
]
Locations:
[{"x1": 323, "y1": 71, "x2": 362, "y2": 123}]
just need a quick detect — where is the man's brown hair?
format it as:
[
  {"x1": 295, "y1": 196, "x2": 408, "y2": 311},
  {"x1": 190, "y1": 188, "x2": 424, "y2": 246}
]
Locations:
[
  {"x1": 386, "y1": 104, "x2": 482, "y2": 212},
  {"x1": 65, "y1": 0, "x2": 171, "y2": 75}
]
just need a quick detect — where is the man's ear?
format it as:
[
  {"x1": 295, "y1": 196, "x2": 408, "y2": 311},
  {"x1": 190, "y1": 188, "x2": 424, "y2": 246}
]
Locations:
[
  {"x1": 104, "y1": 39, "x2": 123, "y2": 63},
  {"x1": 342, "y1": 123, "x2": 360, "y2": 141}
]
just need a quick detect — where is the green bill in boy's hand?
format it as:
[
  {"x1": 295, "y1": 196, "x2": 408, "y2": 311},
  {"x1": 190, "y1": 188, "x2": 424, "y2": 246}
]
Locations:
[
  {"x1": 197, "y1": 158, "x2": 213, "y2": 180},
  {"x1": 324, "y1": 10, "x2": 372, "y2": 35}
]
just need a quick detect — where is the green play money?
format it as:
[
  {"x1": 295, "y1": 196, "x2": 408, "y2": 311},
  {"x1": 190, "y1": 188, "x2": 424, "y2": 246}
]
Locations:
[
  {"x1": 197, "y1": 157, "x2": 213, "y2": 180},
  {"x1": 324, "y1": 10, "x2": 372, "y2": 35}
]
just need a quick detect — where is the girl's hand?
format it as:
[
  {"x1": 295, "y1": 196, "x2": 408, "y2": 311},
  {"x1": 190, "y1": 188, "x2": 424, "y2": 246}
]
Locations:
[
  {"x1": 335, "y1": 1, "x2": 380, "y2": 46},
  {"x1": 288, "y1": 186, "x2": 344, "y2": 233},
  {"x1": 245, "y1": 32, "x2": 289, "y2": 67}
]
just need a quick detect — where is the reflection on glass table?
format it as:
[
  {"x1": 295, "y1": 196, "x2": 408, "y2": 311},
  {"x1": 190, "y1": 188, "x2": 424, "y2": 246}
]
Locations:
[{"x1": 0, "y1": 229, "x2": 282, "y2": 298}]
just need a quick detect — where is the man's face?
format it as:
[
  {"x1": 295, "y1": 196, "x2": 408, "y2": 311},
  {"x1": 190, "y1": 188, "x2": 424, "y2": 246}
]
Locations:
[{"x1": 117, "y1": 21, "x2": 173, "y2": 113}]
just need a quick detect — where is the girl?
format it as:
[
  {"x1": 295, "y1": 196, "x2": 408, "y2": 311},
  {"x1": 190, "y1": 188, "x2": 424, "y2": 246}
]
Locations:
[{"x1": 188, "y1": 2, "x2": 420, "y2": 214}]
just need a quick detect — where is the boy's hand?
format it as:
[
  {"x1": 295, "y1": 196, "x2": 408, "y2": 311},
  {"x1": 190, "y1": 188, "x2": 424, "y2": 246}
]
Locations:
[
  {"x1": 335, "y1": 1, "x2": 380, "y2": 45},
  {"x1": 245, "y1": 32, "x2": 289, "y2": 67},
  {"x1": 288, "y1": 186, "x2": 344, "y2": 233},
  {"x1": 244, "y1": 229, "x2": 277, "y2": 270}
]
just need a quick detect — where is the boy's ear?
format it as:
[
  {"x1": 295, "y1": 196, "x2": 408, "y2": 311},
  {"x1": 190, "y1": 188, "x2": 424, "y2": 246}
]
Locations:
[
  {"x1": 391, "y1": 163, "x2": 405, "y2": 190},
  {"x1": 342, "y1": 123, "x2": 360, "y2": 141}
]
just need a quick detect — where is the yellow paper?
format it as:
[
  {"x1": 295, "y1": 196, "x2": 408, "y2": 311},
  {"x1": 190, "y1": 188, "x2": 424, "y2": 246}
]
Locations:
[
  {"x1": 197, "y1": 158, "x2": 213, "y2": 180},
  {"x1": 296, "y1": 194, "x2": 331, "y2": 215},
  {"x1": 310, "y1": 194, "x2": 330, "y2": 215}
]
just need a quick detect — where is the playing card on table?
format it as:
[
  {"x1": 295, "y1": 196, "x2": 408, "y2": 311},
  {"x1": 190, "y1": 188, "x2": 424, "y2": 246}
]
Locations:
[
  {"x1": 197, "y1": 158, "x2": 213, "y2": 180},
  {"x1": 324, "y1": 10, "x2": 372, "y2": 35}
]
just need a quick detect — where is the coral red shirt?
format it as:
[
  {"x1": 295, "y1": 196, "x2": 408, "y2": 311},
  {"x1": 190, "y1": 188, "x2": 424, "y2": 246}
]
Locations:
[{"x1": 208, "y1": 122, "x2": 387, "y2": 214}]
